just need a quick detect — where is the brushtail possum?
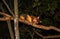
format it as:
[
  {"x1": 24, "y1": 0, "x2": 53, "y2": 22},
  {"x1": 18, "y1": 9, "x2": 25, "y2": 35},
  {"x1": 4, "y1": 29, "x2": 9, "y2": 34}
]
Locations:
[
  {"x1": 20, "y1": 14, "x2": 41, "y2": 25},
  {"x1": 26, "y1": 15, "x2": 40, "y2": 24}
]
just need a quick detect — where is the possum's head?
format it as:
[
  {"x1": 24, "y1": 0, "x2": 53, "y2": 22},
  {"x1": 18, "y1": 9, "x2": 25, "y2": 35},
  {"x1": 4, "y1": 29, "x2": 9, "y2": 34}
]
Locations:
[{"x1": 37, "y1": 16, "x2": 42, "y2": 24}]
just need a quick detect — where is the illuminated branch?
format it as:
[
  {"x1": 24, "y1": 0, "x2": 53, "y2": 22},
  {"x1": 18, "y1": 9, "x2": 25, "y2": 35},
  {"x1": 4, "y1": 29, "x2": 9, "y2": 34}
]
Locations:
[
  {"x1": 0, "y1": 17, "x2": 10, "y2": 21},
  {"x1": 0, "y1": 12, "x2": 60, "y2": 32},
  {"x1": 0, "y1": 12, "x2": 11, "y2": 17},
  {"x1": 0, "y1": 12, "x2": 12, "y2": 21},
  {"x1": 19, "y1": 19, "x2": 60, "y2": 32}
]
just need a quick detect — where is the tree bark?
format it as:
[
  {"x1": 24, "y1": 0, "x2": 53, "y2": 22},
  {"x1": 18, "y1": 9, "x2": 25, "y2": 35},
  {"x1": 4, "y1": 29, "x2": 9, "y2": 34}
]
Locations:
[
  {"x1": 14, "y1": 0, "x2": 20, "y2": 39},
  {"x1": 7, "y1": 21, "x2": 14, "y2": 39}
]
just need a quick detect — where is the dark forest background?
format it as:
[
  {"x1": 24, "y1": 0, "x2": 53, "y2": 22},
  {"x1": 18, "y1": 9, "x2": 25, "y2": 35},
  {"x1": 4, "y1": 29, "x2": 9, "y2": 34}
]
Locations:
[{"x1": 0, "y1": 0, "x2": 60, "y2": 39}]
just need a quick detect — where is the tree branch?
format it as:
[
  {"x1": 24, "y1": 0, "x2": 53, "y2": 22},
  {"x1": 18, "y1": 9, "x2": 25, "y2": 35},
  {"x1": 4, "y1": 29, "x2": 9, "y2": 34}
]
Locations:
[
  {"x1": 34, "y1": 30, "x2": 44, "y2": 38},
  {"x1": 0, "y1": 12, "x2": 60, "y2": 32},
  {"x1": 34, "y1": 30, "x2": 60, "y2": 39},
  {"x1": 7, "y1": 21, "x2": 14, "y2": 39},
  {"x1": 24, "y1": 27, "x2": 60, "y2": 39},
  {"x1": 2, "y1": 0, "x2": 14, "y2": 17},
  {"x1": 0, "y1": 12, "x2": 12, "y2": 21},
  {"x1": 0, "y1": 12, "x2": 11, "y2": 17},
  {"x1": 19, "y1": 19, "x2": 60, "y2": 32},
  {"x1": 44, "y1": 35, "x2": 60, "y2": 38}
]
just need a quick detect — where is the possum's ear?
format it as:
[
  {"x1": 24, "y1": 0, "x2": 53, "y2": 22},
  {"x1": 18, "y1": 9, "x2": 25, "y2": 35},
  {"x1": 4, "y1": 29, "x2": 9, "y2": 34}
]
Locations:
[
  {"x1": 37, "y1": 16, "x2": 42, "y2": 23},
  {"x1": 37, "y1": 16, "x2": 40, "y2": 20}
]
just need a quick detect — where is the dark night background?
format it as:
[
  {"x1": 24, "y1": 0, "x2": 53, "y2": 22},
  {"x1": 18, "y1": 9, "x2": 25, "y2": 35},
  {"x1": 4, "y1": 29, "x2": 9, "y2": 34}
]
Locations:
[{"x1": 0, "y1": 0, "x2": 60, "y2": 39}]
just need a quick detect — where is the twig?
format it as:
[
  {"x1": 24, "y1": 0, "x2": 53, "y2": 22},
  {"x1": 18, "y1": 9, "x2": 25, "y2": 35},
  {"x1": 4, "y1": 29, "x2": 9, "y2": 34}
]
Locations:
[
  {"x1": 2, "y1": 0, "x2": 14, "y2": 17},
  {"x1": 34, "y1": 30, "x2": 44, "y2": 38},
  {"x1": 34, "y1": 30, "x2": 60, "y2": 39}
]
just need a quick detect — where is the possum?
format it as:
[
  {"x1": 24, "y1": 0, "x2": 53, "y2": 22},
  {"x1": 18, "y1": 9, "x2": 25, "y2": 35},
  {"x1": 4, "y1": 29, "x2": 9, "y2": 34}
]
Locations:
[
  {"x1": 20, "y1": 14, "x2": 42, "y2": 25},
  {"x1": 19, "y1": 14, "x2": 27, "y2": 21},
  {"x1": 20, "y1": 15, "x2": 25, "y2": 20},
  {"x1": 26, "y1": 15, "x2": 40, "y2": 24},
  {"x1": 32, "y1": 16, "x2": 38, "y2": 24},
  {"x1": 32, "y1": 16, "x2": 42, "y2": 25},
  {"x1": 26, "y1": 15, "x2": 32, "y2": 23}
]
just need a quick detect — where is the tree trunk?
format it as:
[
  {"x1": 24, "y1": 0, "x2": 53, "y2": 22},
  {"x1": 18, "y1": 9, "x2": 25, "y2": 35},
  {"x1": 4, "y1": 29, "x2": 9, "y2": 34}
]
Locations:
[{"x1": 14, "y1": 0, "x2": 20, "y2": 39}]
